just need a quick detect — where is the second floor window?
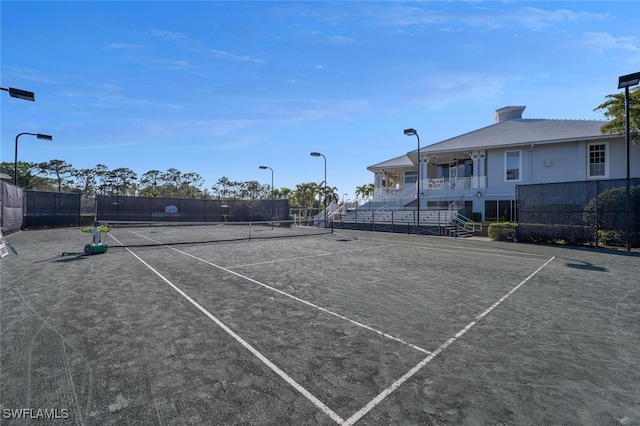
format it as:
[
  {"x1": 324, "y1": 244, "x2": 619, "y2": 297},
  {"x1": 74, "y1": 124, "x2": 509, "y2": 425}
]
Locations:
[
  {"x1": 404, "y1": 171, "x2": 417, "y2": 184},
  {"x1": 505, "y1": 150, "x2": 521, "y2": 181},
  {"x1": 588, "y1": 143, "x2": 607, "y2": 178}
]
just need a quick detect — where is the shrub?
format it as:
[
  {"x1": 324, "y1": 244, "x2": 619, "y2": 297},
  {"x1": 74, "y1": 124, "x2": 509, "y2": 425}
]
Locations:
[
  {"x1": 582, "y1": 184, "x2": 640, "y2": 246},
  {"x1": 80, "y1": 214, "x2": 95, "y2": 226},
  {"x1": 597, "y1": 229, "x2": 624, "y2": 246},
  {"x1": 517, "y1": 223, "x2": 593, "y2": 245},
  {"x1": 488, "y1": 222, "x2": 515, "y2": 241}
]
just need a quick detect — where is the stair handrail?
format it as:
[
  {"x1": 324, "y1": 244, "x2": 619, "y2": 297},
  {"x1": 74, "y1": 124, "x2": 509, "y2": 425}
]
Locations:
[{"x1": 450, "y1": 213, "x2": 482, "y2": 232}]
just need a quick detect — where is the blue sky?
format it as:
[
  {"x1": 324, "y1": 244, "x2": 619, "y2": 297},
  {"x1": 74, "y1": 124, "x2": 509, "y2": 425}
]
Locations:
[{"x1": 1, "y1": 1, "x2": 639, "y2": 201}]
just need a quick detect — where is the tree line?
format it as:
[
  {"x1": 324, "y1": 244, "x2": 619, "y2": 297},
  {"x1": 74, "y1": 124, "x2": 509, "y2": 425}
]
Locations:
[{"x1": 0, "y1": 160, "x2": 374, "y2": 214}]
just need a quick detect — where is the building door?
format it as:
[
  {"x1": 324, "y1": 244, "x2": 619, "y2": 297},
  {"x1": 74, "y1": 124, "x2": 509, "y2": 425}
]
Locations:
[{"x1": 449, "y1": 162, "x2": 457, "y2": 188}]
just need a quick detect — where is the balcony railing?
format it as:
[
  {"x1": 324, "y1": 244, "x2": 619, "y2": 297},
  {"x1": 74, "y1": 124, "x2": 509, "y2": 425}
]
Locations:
[{"x1": 373, "y1": 176, "x2": 487, "y2": 201}]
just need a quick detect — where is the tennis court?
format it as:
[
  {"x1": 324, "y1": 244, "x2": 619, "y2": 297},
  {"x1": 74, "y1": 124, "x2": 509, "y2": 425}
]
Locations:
[{"x1": 1, "y1": 225, "x2": 639, "y2": 425}]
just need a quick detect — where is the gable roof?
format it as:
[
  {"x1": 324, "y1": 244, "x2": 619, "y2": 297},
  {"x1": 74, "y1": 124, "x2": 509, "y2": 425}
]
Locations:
[
  {"x1": 409, "y1": 118, "x2": 611, "y2": 155},
  {"x1": 367, "y1": 154, "x2": 413, "y2": 171}
]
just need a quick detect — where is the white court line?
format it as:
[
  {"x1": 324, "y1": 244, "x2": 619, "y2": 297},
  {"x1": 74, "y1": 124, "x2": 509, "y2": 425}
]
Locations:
[
  {"x1": 144, "y1": 237, "x2": 431, "y2": 355},
  {"x1": 109, "y1": 234, "x2": 346, "y2": 424},
  {"x1": 228, "y1": 243, "x2": 398, "y2": 268},
  {"x1": 353, "y1": 235, "x2": 550, "y2": 259},
  {"x1": 343, "y1": 256, "x2": 557, "y2": 425}
]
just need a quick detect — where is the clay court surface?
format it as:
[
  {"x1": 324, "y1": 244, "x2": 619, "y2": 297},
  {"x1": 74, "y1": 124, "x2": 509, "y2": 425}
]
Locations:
[{"x1": 1, "y1": 226, "x2": 639, "y2": 425}]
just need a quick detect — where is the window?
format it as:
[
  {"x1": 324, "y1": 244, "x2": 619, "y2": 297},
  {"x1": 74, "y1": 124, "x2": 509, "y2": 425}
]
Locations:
[
  {"x1": 404, "y1": 171, "x2": 416, "y2": 184},
  {"x1": 588, "y1": 143, "x2": 607, "y2": 178},
  {"x1": 505, "y1": 151, "x2": 521, "y2": 181},
  {"x1": 484, "y1": 200, "x2": 516, "y2": 222},
  {"x1": 437, "y1": 164, "x2": 449, "y2": 179}
]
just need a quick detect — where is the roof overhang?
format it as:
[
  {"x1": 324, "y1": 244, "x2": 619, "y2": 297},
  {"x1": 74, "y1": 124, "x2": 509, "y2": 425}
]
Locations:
[{"x1": 407, "y1": 133, "x2": 622, "y2": 156}]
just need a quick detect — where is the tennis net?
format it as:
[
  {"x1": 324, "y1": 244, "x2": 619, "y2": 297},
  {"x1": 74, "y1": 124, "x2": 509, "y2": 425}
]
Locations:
[{"x1": 96, "y1": 218, "x2": 332, "y2": 248}]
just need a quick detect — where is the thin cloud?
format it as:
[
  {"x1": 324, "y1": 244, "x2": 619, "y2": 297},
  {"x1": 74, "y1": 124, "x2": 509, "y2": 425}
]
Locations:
[
  {"x1": 259, "y1": 98, "x2": 371, "y2": 124},
  {"x1": 106, "y1": 42, "x2": 144, "y2": 49},
  {"x1": 581, "y1": 32, "x2": 639, "y2": 53},
  {"x1": 127, "y1": 56, "x2": 191, "y2": 70},
  {"x1": 507, "y1": 7, "x2": 608, "y2": 30},
  {"x1": 209, "y1": 49, "x2": 266, "y2": 64},
  {"x1": 362, "y1": 4, "x2": 607, "y2": 31},
  {"x1": 148, "y1": 29, "x2": 188, "y2": 41},
  {"x1": 305, "y1": 30, "x2": 356, "y2": 44},
  {"x1": 408, "y1": 73, "x2": 510, "y2": 110},
  {"x1": 325, "y1": 34, "x2": 355, "y2": 44},
  {"x1": 2, "y1": 67, "x2": 58, "y2": 85}
]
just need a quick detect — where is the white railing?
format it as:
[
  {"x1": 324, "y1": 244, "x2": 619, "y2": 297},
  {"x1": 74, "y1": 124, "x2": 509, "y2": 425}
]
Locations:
[
  {"x1": 314, "y1": 202, "x2": 341, "y2": 224},
  {"x1": 372, "y1": 175, "x2": 489, "y2": 200}
]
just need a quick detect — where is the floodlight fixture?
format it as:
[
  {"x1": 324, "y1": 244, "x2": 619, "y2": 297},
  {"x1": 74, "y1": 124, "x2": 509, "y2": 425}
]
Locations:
[
  {"x1": 618, "y1": 72, "x2": 640, "y2": 89},
  {"x1": 14, "y1": 132, "x2": 53, "y2": 185},
  {"x1": 1, "y1": 87, "x2": 35, "y2": 101}
]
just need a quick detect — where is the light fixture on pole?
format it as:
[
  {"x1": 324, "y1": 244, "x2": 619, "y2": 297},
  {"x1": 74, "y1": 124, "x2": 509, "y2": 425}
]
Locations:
[
  {"x1": 1, "y1": 86, "x2": 35, "y2": 101},
  {"x1": 404, "y1": 128, "x2": 421, "y2": 235},
  {"x1": 14, "y1": 133, "x2": 53, "y2": 185},
  {"x1": 310, "y1": 152, "x2": 327, "y2": 226},
  {"x1": 618, "y1": 71, "x2": 640, "y2": 251},
  {"x1": 259, "y1": 165, "x2": 274, "y2": 228}
]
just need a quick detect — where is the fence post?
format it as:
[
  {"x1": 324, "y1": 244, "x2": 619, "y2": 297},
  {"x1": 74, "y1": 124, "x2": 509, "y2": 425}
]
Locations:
[{"x1": 391, "y1": 210, "x2": 394, "y2": 233}]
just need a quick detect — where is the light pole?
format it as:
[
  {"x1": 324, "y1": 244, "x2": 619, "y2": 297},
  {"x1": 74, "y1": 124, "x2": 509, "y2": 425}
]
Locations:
[
  {"x1": 1, "y1": 87, "x2": 35, "y2": 101},
  {"x1": 14, "y1": 133, "x2": 53, "y2": 185},
  {"x1": 259, "y1": 165, "x2": 274, "y2": 228},
  {"x1": 404, "y1": 128, "x2": 421, "y2": 235},
  {"x1": 618, "y1": 71, "x2": 640, "y2": 251},
  {"x1": 310, "y1": 152, "x2": 327, "y2": 226}
]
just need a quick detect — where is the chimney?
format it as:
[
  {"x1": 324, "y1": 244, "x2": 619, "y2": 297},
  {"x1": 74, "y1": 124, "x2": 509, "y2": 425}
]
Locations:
[{"x1": 493, "y1": 106, "x2": 526, "y2": 123}]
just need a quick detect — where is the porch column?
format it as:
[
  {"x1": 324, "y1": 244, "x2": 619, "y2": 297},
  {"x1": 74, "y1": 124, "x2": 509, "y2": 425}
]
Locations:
[
  {"x1": 419, "y1": 157, "x2": 428, "y2": 194},
  {"x1": 375, "y1": 172, "x2": 384, "y2": 199}
]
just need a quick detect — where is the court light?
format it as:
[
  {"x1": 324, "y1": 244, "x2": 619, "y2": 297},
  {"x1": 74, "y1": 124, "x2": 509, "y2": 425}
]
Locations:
[
  {"x1": 310, "y1": 152, "x2": 327, "y2": 226},
  {"x1": 618, "y1": 71, "x2": 640, "y2": 251},
  {"x1": 14, "y1": 132, "x2": 53, "y2": 185},
  {"x1": 618, "y1": 72, "x2": 640, "y2": 89},
  {"x1": 259, "y1": 165, "x2": 274, "y2": 228},
  {"x1": 1, "y1": 87, "x2": 35, "y2": 101},
  {"x1": 404, "y1": 128, "x2": 421, "y2": 235}
]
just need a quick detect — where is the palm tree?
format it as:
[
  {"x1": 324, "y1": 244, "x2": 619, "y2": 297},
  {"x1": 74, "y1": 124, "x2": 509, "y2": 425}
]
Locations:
[
  {"x1": 278, "y1": 187, "x2": 293, "y2": 200},
  {"x1": 323, "y1": 185, "x2": 340, "y2": 205},
  {"x1": 293, "y1": 182, "x2": 319, "y2": 218}
]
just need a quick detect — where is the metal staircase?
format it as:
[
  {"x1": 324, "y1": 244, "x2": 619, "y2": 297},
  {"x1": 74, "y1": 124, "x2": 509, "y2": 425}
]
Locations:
[{"x1": 447, "y1": 213, "x2": 482, "y2": 238}]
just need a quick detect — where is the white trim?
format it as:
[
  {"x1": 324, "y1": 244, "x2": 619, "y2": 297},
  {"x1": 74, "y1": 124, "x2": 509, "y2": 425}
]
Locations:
[
  {"x1": 504, "y1": 149, "x2": 522, "y2": 182},
  {"x1": 587, "y1": 141, "x2": 609, "y2": 179}
]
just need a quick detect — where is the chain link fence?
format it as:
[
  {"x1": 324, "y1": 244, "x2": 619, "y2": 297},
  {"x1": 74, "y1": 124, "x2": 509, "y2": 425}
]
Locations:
[
  {"x1": 23, "y1": 190, "x2": 81, "y2": 229},
  {"x1": 95, "y1": 195, "x2": 290, "y2": 223},
  {"x1": 0, "y1": 181, "x2": 24, "y2": 234},
  {"x1": 516, "y1": 178, "x2": 640, "y2": 247}
]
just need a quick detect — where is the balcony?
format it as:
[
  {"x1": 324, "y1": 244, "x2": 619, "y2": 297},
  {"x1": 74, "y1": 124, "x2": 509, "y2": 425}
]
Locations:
[{"x1": 373, "y1": 175, "x2": 487, "y2": 203}]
